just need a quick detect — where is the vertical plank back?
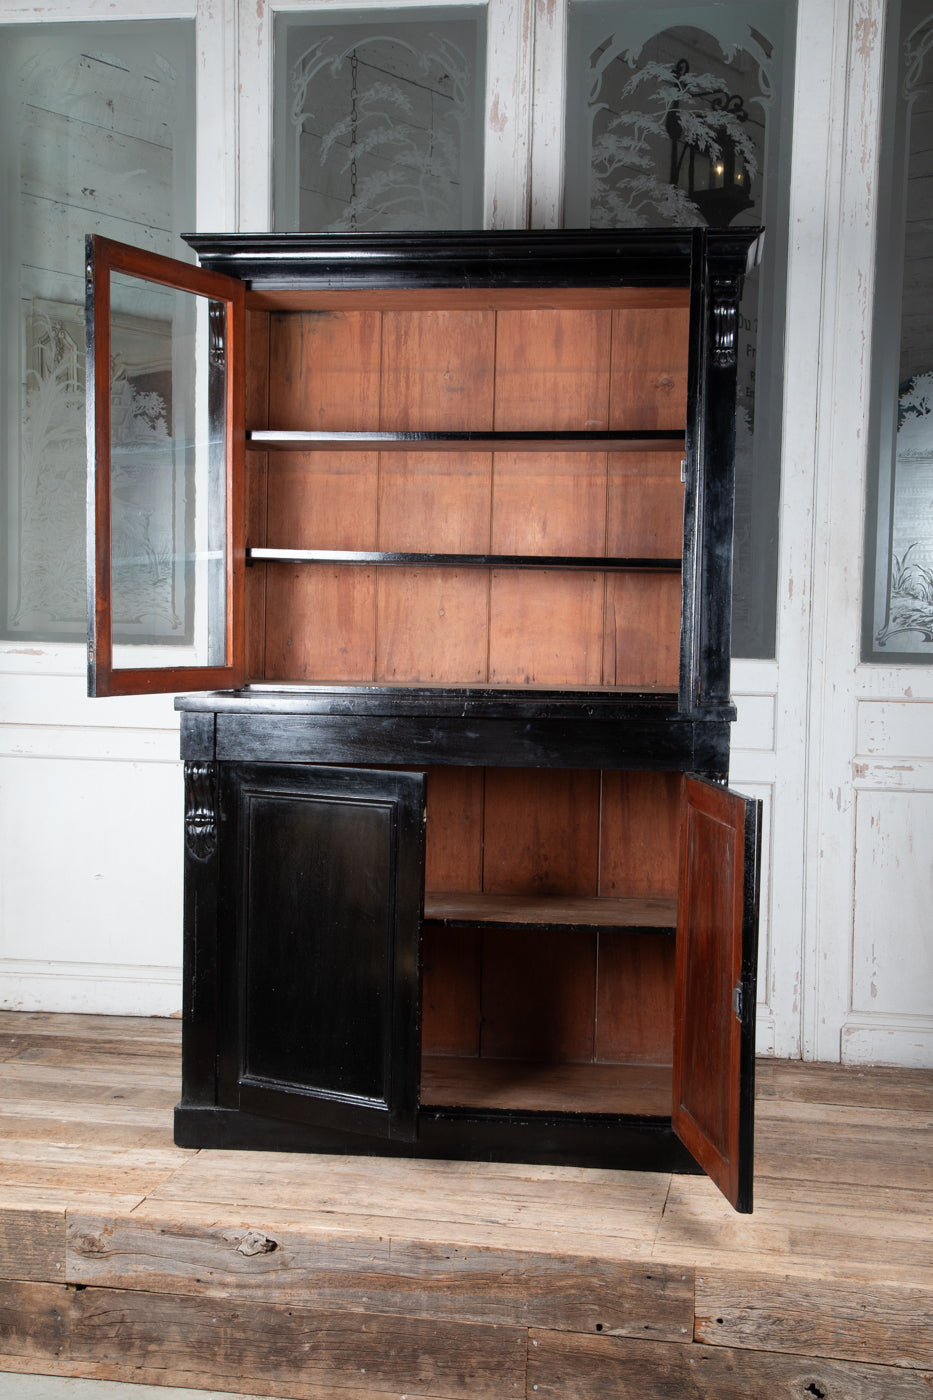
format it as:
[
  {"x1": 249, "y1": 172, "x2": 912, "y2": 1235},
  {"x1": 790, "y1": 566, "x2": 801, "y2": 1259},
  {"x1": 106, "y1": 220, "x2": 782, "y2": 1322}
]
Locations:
[
  {"x1": 599, "y1": 771, "x2": 682, "y2": 899},
  {"x1": 494, "y1": 310, "x2": 611, "y2": 430},
  {"x1": 482, "y1": 768, "x2": 600, "y2": 896},
  {"x1": 380, "y1": 311, "x2": 495, "y2": 430},
  {"x1": 480, "y1": 928, "x2": 598, "y2": 1062},
  {"x1": 609, "y1": 308, "x2": 690, "y2": 430},
  {"x1": 268, "y1": 310, "x2": 381, "y2": 429},
  {"x1": 595, "y1": 933, "x2": 675, "y2": 1065}
]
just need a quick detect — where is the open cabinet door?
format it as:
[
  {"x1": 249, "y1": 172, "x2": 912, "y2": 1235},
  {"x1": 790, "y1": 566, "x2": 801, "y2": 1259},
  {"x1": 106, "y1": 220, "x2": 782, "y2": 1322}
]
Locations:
[
  {"x1": 86, "y1": 235, "x2": 245, "y2": 696},
  {"x1": 673, "y1": 775, "x2": 762, "y2": 1212}
]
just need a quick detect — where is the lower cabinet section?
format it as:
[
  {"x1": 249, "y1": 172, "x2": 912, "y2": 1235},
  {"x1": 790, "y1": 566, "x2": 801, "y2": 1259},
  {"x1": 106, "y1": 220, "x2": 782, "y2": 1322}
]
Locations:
[{"x1": 177, "y1": 731, "x2": 760, "y2": 1212}]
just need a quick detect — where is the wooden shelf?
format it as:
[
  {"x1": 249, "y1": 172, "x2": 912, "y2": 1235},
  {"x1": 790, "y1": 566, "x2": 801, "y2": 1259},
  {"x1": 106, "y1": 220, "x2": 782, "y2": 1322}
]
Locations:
[
  {"x1": 423, "y1": 892, "x2": 677, "y2": 933},
  {"x1": 420, "y1": 1055, "x2": 673, "y2": 1115},
  {"x1": 248, "y1": 548, "x2": 682, "y2": 573},
  {"x1": 248, "y1": 429, "x2": 686, "y2": 452}
]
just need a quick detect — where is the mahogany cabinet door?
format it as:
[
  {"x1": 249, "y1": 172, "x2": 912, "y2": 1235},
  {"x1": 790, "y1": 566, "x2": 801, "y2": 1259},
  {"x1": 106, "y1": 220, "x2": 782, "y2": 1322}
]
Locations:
[
  {"x1": 672, "y1": 774, "x2": 762, "y2": 1212},
  {"x1": 85, "y1": 235, "x2": 246, "y2": 696},
  {"x1": 218, "y1": 762, "x2": 426, "y2": 1142}
]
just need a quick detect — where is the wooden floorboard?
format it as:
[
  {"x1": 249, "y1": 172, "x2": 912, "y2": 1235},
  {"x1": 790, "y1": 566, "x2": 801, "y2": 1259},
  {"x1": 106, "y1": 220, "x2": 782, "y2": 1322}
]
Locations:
[{"x1": 0, "y1": 1009, "x2": 931, "y2": 1399}]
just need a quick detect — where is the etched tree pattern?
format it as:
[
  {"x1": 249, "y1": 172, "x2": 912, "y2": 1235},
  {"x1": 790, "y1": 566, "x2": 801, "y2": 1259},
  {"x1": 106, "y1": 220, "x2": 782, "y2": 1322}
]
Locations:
[{"x1": 288, "y1": 24, "x2": 479, "y2": 231}]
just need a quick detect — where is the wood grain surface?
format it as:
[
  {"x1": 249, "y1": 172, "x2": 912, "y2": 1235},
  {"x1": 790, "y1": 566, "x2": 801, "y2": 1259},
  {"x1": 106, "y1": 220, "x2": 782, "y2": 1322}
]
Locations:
[{"x1": 1, "y1": 1010, "x2": 931, "y2": 1398}]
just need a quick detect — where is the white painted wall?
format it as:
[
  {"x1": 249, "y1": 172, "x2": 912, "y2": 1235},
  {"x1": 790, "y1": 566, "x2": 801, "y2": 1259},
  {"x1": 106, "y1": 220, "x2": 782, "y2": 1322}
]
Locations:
[{"x1": 1, "y1": 0, "x2": 930, "y2": 1067}]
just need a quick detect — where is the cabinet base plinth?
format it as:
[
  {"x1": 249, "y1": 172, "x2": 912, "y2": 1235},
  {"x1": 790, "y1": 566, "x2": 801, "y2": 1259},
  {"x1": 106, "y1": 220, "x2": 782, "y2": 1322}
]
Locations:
[{"x1": 173, "y1": 1103, "x2": 702, "y2": 1174}]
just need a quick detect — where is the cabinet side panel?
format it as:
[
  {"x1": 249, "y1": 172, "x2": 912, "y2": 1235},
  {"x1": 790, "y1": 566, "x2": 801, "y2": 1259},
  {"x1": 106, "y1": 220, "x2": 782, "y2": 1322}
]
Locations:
[
  {"x1": 609, "y1": 308, "x2": 690, "y2": 430},
  {"x1": 245, "y1": 309, "x2": 270, "y2": 430},
  {"x1": 268, "y1": 311, "x2": 382, "y2": 430},
  {"x1": 180, "y1": 758, "x2": 220, "y2": 1111}
]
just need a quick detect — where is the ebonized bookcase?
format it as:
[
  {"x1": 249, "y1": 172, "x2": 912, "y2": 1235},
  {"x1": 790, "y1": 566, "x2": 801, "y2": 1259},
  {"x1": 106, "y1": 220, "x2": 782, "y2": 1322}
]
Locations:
[{"x1": 86, "y1": 228, "x2": 762, "y2": 1211}]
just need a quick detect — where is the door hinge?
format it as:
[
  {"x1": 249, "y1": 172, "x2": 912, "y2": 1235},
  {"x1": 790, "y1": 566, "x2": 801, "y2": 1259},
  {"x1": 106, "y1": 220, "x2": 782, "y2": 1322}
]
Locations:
[{"x1": 733, "y1": 982, "x2": 744, "y2": 1020}]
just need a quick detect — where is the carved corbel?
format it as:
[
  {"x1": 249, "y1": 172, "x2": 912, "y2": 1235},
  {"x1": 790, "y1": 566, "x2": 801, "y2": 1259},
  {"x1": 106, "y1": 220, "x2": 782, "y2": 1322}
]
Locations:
[
  {"x1": 711, "y1": 278, "x2": 741, "y2": 368},
  {"x1": 184, "y1": 761, "x2": 217, "y2": 860}
]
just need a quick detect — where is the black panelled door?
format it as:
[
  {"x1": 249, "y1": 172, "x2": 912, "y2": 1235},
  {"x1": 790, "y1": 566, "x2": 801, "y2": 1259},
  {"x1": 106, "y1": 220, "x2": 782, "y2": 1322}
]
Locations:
[{"x1": 218, "y1": 763, "x2": 426, "y2": 1141}]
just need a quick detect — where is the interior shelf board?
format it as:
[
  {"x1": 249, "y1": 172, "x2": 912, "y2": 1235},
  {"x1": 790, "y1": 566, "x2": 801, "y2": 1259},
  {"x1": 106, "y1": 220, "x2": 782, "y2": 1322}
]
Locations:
[
  {"x1": 420, "y1": 1055, "x2": 674, "y2": 1116},
  {"x1": 247, "y1": 429, "x2": 686, "y2": 452},
  {"x1": 248, "y1": 548, "x2": 681, "y2": 572},
  {"x1": 423, "y1": 892, "x2": 677, "y2": 932}
]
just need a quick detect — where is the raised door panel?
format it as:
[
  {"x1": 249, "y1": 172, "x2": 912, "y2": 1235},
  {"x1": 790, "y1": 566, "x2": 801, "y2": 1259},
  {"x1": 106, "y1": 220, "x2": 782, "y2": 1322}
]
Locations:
[
  {"x1": 673, "y1": 774, "x2": 761, "y2": 1212},
  {"x1": 219, "y1": 763, "x2": 426, "y2": 1142}
]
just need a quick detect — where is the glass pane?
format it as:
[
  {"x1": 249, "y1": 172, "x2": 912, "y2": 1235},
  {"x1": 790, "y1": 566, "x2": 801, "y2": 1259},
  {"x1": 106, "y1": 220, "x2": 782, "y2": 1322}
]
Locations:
[
  {"x1": 863, "y1": 0, "x2": 933, "y2": 662},
  {"x1": 565, "y1": 0, "x2": 797, "y2": 659},
  {"x1": 273, "y1": 6, "x2": 486, "y2": 231},
  {"x1": 0, "y1": 21, "x2": 195, "y2": 642},
  {"x1": 108, "y1": 273, "x2": 227, "y2": 670}
]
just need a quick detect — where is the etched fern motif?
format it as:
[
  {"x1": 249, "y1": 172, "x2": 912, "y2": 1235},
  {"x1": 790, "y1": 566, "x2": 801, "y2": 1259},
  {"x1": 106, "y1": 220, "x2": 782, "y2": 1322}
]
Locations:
[
  {"x1": 590, "y1": 58, "x2": 760, "y2": 228},
  {"x1": 13, "y1": 317, "x2": 86, "y2": 629},
  {"x1": 876, "y1": 374, "x2": 933, "y2": 649}
]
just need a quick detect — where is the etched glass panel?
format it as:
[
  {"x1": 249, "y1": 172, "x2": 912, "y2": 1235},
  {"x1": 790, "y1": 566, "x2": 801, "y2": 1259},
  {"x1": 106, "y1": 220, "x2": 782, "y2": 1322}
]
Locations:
[
  {"x1": 274, "y1": 7, "x2": 486, "y2": 231},
  {"x1": 0, "y1": 22, "x2": 195, "y2": 641},
  {"x1": 864, "y1": 0, "x2": 933, "y2": 662},
  {"x1": 565, "y1": 0, "x2": 797, "y2": 659},
  {"x1": 107, "y1": 274, "x2": 227, "y2": 669}
]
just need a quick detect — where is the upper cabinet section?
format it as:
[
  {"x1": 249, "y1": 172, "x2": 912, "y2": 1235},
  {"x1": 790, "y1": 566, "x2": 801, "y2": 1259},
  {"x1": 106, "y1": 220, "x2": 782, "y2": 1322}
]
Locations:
[{"x1": 86, "y1": 229, "x2": 760, "y2": 707}]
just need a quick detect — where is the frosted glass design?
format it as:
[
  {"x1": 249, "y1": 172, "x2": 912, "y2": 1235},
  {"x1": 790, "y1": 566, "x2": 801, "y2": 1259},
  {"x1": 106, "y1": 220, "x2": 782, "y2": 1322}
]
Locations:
[
  {"x1": 565, "y1": 1, "x2": 796, "y2": 659},
  {"x1": 864, "y1": 0, "x2": 933, "y2": 661},
  {"x1": 0, "y1": 22, "x2": 195, "y2": 640},
  {"x1": 274, "y1": 8, "x2": 485, "y2": 231},
  {"x1": 108, "y1": 274, "x2": 226, "y2": 668}
]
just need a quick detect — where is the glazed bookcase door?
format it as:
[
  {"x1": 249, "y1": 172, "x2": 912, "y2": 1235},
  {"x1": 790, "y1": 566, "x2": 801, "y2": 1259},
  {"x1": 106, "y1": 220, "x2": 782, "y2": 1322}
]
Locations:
[
  {"x1": 673, "y1": 774, "x2": 761, "y2": 1212},
  {"x1": 219, "y1": 763, "x2": 426, "y2": 1142},
  {"x1": 85, "y1": 235, "x2": 245, "y2": 696}
]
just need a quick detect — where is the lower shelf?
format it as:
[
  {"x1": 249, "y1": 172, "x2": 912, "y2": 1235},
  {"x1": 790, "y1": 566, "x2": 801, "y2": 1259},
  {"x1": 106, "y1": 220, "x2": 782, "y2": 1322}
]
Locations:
[
  {"x1": 420, "y1": 1055, "x2": 673, "y2": 1116},
  {"x1": 423, "y1": 892, "x2": 677, "y2": 932}
]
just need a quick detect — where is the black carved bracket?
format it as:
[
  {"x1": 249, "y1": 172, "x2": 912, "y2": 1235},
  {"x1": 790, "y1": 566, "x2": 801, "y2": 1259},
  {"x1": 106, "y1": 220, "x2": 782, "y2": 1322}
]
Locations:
[
  {"x1": 208, "y1": 301, "x2": 226, "y2": 368},
  {"x1": 711, "y1": 278, "x2": 741, "y2": 368},
  {"x1": 184, "y1": 761, "x2": 217, "y2": 861}
]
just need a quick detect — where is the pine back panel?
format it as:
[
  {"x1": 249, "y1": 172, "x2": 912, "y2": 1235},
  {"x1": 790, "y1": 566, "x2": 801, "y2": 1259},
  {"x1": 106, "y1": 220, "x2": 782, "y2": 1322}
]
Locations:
[
  {"x1": 420, "y1": 767, "x2": 679, "y2": 1067},
  {"x1": 249, "y1": 296, "x2": 689, "y2": 690}
]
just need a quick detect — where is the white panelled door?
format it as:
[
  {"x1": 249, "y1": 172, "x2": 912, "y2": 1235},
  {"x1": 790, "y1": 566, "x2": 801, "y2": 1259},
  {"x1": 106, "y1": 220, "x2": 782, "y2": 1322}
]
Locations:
[{"x1": 2, "y1": 0, "x2": 928, "y2": 1068}]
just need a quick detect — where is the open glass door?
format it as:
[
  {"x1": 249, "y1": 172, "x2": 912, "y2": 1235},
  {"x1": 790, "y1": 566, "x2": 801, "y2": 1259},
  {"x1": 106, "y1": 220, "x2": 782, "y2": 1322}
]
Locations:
[
  {"x1": 86, "y1": 235, "x2": 245, "y2": 696},
  {"x1": 673, "y1": 774, "x2": 761, "y2": 1212}
]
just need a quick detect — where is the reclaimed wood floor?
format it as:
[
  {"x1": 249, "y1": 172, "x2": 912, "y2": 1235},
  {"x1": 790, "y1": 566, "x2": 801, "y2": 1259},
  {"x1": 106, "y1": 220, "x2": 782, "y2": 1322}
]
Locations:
[{"x1": 0, "y1": 1010, "x2": 930, "y2": 1399}]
